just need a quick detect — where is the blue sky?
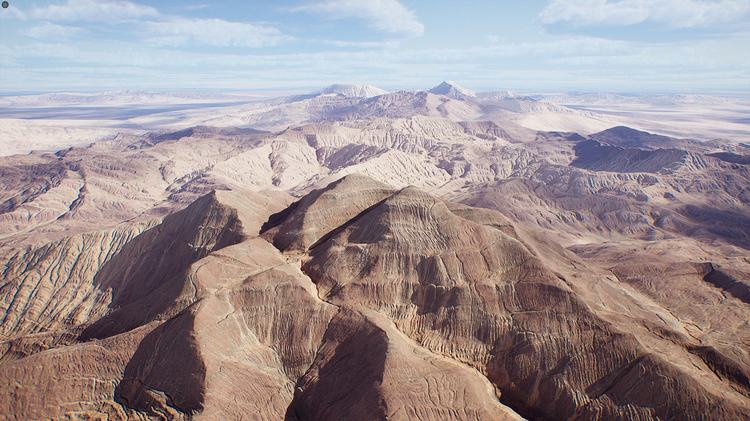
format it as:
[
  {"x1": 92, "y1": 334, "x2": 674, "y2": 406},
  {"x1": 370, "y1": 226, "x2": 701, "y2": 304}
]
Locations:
[{"x1": 1, "y1": 0, "x2": 749, "y2": 93}]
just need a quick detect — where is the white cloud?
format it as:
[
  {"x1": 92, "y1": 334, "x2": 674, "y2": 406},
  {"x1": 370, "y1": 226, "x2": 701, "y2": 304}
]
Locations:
[
  {"x1": 320, "y1": 39, "x2": 402, "y2": 48},
  {"x1": 486, "y1": 35, "x2": 501, "y2": 44},
  {"x1": 4, "y1": 32, "x2": 749, "y2": 92},
  {"x1": 185, "y1": 4, "x2": 210, "y2": 11},
  {"x1": 144, "y1": 18, "x2": 289, "y2": 48},
  {"x1": 0, "y1": 4, "x2": 28, "y2": 20},
  {"x1": 26, "y1": 0, "x2": 287, "y2": 47},
  {"x1": 31, "y1": 0, "x2": 159, "y2": 22},
  {"x1": 292, "y1": 0, "x2": 424, "y2": 36},
  {"x1": 27, "y1": 22, "x2": 84, "y2": 38},
  {"x1": 540, "y1": 0, "x2": 750, "y2": 28}
]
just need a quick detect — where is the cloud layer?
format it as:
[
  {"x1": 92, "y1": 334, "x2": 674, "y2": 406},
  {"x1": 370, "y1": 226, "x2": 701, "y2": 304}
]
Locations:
[
  {"x1": 22, "y1": 0, "x2": 289, "y2": 48},
  {"x1": 31, "y1": 0, "x2": 158, "y2": 22},
  {"x1": 2, "y1": 0, "x2": 748, "y2": 92},
  {"x1": 145, "y1": 18, "x2": 289, "y2": 47},
  {"x1": 27, "y1": 22, "x2": 83, "y2": 38},
  {"x1": 540, "y1": 0, "x2": 750, "y2": 28},
  {"x1": 292, "y1": 0, "x2": 425, "y2": 36}
]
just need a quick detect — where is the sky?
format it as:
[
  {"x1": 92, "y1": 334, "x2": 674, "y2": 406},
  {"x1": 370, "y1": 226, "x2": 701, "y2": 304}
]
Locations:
[{"x1": 1, "y1": 0, "x2": 749, "y2": 94}]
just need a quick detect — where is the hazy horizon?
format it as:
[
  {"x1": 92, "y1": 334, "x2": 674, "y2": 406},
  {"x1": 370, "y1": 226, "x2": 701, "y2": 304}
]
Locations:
[
  {"x1": 2, "y1": 0, "x2": 749, "y2": 93},
  {"x1": 3, "y1": 84, "x2": 750, "y2": 98}
]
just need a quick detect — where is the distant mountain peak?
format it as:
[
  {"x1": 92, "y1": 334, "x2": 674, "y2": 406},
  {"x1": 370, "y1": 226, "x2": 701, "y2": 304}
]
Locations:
[
  {"x1": 478, "y1": 90, "x2": 516, "y2": 100},
  {"x1": 316, "y1": 84, "x2": 387, "y2": 98},
  {"x1": 428, "y1": 81, "x2": 476, "y2": 98}
]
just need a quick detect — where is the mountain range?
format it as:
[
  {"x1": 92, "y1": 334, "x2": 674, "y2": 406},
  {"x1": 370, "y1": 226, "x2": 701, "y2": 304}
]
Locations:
[{"x1": 0, "y1": 82, "x2": 749, "y2": 420}]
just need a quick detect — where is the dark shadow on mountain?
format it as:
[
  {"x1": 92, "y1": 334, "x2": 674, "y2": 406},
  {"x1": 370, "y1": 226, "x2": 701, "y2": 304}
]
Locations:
[
  {"x1": 679, "y1": 204, "x2": 750, "y2": 249},
  {"x1": 572, "y1": 139, "x2": 688, "y2": 173}
]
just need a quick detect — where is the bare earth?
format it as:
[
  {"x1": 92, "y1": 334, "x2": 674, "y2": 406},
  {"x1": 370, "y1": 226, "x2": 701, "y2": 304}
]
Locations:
[{"x1": 1, "y1": 84, "x2": 749, "y2": 420}]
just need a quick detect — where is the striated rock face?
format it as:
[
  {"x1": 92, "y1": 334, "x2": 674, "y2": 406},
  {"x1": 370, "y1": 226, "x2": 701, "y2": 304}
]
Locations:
[
  {"x1": 287, "y1": 307, "x2": 519, "y2": 421},
  {"x1": 0, "y1": 189, "x2": 251, "y2": 347},
  {"x1": 1, "y1": 173, "x2": 748, "y2": 420},
  {"x1": 298, "y1": 181, "x2": 750, "y2": 420},
  {"x1": 263, "y1": 174, "x2": 395, "y2": 252},
  {"x1": 0, "y1": 188, "x2": 294, "y2": 419},
  {"x1": 0, "y1": 161, "x2": 68, "y2": 214}
]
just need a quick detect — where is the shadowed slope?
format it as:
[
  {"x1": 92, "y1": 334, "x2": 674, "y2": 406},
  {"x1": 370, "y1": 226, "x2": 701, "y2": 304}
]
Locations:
[
  {"x1": 262, "y1": 174, "x2": 394, "y2": 252},
  {"x1": 2, "y1": 174, "x2": 749, "y2": 420},
  {"x1": 298, "y1": 181, "x2": 750, "y2": 420}
]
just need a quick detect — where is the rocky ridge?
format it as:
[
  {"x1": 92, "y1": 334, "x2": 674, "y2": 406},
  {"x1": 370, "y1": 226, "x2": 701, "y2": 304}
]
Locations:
[{"x1": 1, "y1": 174, "x2": 748, "y2": 419}]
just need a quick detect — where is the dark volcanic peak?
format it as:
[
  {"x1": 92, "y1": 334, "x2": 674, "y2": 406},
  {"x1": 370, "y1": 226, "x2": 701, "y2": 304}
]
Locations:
[
  {"x1": 590, "y1": 126, "x2": 678, "y2": 149},
  {"x1": 572, "y1": 139, "x2": 697, "y2": 173},
  {"x1": 141, "y1": 126, "x2": 267, "y2": 146},
  {"x1": 535, "y1": 131, "x2": 587, "y2": 142},
  {"x1": 707, "y1": 151, "x2": 750, "y2": 165}
]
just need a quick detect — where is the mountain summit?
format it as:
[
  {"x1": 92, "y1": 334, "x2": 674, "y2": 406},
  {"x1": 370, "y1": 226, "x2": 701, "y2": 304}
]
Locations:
[
  {"x1": 428, "y1": 80, "x2": 476, "y2": 98},
  {"x1": 316, "y1": 84, "x2": 387, "y2": 98}
]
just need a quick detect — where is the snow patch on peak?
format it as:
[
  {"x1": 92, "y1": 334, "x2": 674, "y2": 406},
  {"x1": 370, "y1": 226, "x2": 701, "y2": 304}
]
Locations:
[
  {"x1": 478, "y1": 90, "x2": 517, "y2": 100},
  {"x1": 428, "y1": 81, "x2": 476, "y2": 98},
  {"x1": 317, "y1": 84, "x2": 387, "y2": 98}
]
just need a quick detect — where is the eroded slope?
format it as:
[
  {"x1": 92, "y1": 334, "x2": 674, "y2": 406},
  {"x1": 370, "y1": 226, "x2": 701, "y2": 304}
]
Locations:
[{"x1": 1, "y1": 170, "x2": 748, "y2": 420}]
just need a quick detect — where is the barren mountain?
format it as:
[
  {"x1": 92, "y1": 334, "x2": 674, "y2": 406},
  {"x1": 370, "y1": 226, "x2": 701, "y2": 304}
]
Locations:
[
  {"x1": 571, "y1": 139, "x2": 699, "y2": 173},
  {"x1": 315, "y1": 84, "x2": 388, "y2": 98},
  {"x1": 429, "y1": 81, "x2": 477, "y2": 99},
  {"x1": 0, "y1": 83, "x2": 619, "y2": 157},
  {"x1": 1, "y1": 172, "x2": 748, "y2": 419},
  {"x1": 1, "y1": 85, "x2": 749, "y2": 420}
]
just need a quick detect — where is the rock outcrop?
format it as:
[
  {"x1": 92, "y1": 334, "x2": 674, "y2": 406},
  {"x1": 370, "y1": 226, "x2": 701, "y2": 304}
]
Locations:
[{"x1": 2, "y1": 174, "x2": 748, "y2": 420}]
